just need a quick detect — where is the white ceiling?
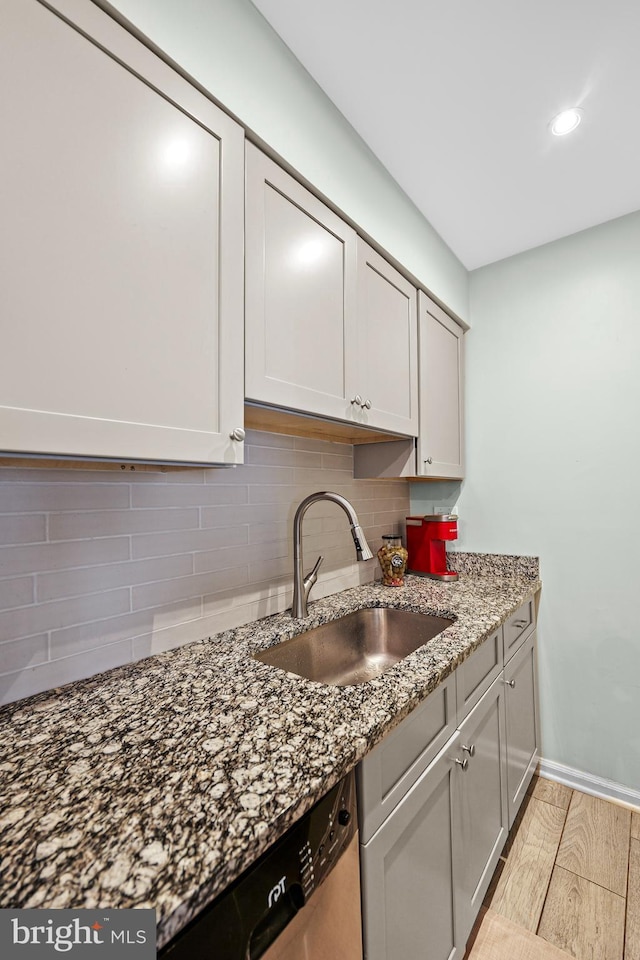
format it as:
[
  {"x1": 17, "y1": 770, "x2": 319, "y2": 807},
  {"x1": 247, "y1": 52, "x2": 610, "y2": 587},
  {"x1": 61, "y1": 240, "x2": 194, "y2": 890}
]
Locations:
[{"x1": 251, "y1": 0, "x2": 640, "y2": 269}]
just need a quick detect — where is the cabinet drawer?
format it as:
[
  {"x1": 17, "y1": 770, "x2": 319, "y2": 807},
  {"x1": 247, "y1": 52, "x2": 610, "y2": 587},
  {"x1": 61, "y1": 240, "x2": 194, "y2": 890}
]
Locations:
[
  {"x1": 503, "y1": 598, "x2": 535, "y2": 663},
  {"x1": 357, "y1": 673, "x2": 457, "y2": 843},
  {"x1": 455, "y1": 629, "x2": 502, "y2": 722}
]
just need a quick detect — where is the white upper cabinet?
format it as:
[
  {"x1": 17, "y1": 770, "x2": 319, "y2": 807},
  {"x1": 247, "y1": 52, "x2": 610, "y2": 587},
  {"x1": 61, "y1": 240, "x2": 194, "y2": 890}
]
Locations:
[
  {"x1": 0, "y1": 0, "x2": 245, "y2": 464},
  {"x1": 245, "y1": 143, "x2": 359, "y2": 423},
  {"x1": 355, "y1": 240, "x2": 418, "y2": 436},
  {"x1": 417, "y1": 292, "x2": 465, "y2": 478},
  {"x1": 245, "y1": 146, "x2": 418, "y2": 435}
]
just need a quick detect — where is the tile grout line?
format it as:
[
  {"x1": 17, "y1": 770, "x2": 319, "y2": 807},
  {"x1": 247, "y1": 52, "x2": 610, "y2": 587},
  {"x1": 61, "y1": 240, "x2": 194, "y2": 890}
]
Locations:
[
  {"x1": 535, "y1": 788, "x2": 574, "y2": 938},
  {"x1": 622, "y1": 824, "x2": 633, "y2": 960},
  {"x1": 532, "y1": 792, "x2": 573, "y2": 813},
  {"x1": 551, "y1": 863, "x2": 628, "y2": 900}
]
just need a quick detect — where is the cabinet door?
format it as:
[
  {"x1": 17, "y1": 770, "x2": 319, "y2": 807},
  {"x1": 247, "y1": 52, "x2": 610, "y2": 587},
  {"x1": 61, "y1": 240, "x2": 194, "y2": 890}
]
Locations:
[
  {"x1": 1, "y1": 0, "x2": 244, "y2": 464},
  {"x1": 455, "y1": 678, "x2": 508, "y2": 945},
  {"x1": 357, "y1": 673, "x2": 457, "y2": 843},
  {"x1": 356, "y1": 240, "x2": 418, "y2": 435},
  {"x1": 360, "y1": 735, "x2": 463, "y2": 960},
  {"x1": 417, "y1": 293, "x2": 464, "y2": 478},
  {"x1": 504, "y1": 632, "x2": 539, "y2": 827},
  {"x1": 245, "y1": 144, "x2": 359, "y2": 421}
]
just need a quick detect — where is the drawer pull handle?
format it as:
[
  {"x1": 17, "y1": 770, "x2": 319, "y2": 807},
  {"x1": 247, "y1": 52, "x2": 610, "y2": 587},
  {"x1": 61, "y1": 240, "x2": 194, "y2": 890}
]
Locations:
[
  {"x1": 229, "y1": 427, "x2": 246, "y2": 442},
  {"x1": 351, "y1": 395, "x2": 363, "y2": 407},
  {"x1": 505, "y1": 679, "x2": 516, "y2": 688},
  {"x1": 363, "y1": 398, "x2": 372, "y2": 409},
  {"x1": 424, "y1": 457, "x2": 433, "y2": 464},
  {"x1": 454, "y1": 757, "x2": 469, "y2": 771},
  {"x1": 513, "y1": 619, "x2": 529, "y2": 628},
  {"x1": 461, "y1": 743, "x2": 476, "y2": 757}
]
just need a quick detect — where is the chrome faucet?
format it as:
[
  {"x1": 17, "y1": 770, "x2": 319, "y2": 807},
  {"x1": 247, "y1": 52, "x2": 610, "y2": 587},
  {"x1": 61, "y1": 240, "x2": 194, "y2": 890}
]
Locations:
[{"x1": 291, "y1": 491, "x2": 374, "y2": 618}]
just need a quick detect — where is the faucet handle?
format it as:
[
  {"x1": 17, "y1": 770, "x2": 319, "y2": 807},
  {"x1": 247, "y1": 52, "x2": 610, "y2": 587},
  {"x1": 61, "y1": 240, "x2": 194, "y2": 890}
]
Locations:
[{"x1": 305, "y1": 555, "x2": 324, "y2": 586}]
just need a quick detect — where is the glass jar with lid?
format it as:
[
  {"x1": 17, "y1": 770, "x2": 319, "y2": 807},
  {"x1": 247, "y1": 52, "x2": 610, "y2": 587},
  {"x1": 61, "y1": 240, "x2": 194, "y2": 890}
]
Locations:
[{"x1": 377, "y1": 534, "x2": 408, "y2": 587}]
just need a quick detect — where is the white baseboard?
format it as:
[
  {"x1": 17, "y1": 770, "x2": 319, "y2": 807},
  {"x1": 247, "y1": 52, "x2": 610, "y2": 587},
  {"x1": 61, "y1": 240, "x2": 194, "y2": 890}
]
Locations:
[{"x1": 538, "y1": 757, "x2": 640, "y2": 812}]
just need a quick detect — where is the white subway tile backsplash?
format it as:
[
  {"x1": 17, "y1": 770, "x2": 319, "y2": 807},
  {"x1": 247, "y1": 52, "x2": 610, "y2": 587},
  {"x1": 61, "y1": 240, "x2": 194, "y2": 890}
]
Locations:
[
  {"x1": 0, "y1": 482, "x2": 129, "y2": 512},
  {"x1": 131, "y1": 525, "x2": 249, "y2": 560},
  {"x1": 48, "y1": 507, "x2": 199, "y2": 541},
  {"x1": 0, "y1": 577, "x2": 35, "y2": 611},
  {"x1": 0, "y1": 430, "x2": 409, "y2": 704},
  {"x1": 193, "y1": 544, "x2": 255, "y2": 575},
  {"x1": 0, "y1": 639, "x2": 134, "y2": 704},
  {"x1": 243, "y1": 429, "x2": 294, "y2": 449},
  {"x1": 36, "y1": 555, "x2": 194, "y2": 602},
  {"x1": 243, "y1": 502, "x2": 292, "y2": 524},
  {"x1": 131, "y1": 567, "x2": 247, "y2": 611},
  {"x1": 49, "y1": 599, "x2": 202, "y2": 659},
  {"x1": 320, "y1": 453, "x2": 353, "y2": 471},
  {"x1": 248, "y1": 521, "x2": 289, "y2": 545},
  {"x1": 0, "y1": 538, "x2": 130, "y2": 578},
  {"x1": 248, "y1": 556, "x2": 293, "y2": 584},
  {"x1": 131, "y1": 483, "x2": 248, "y2": 508},
  {"x1": 0, "y1": 589, "x2": 131, "y2": 644},
  {"x1": 192, "y1": 537, "x2": 290, "y2": 577},
  {"x1": 0, "y1": 634, "x2": 48, "y2": 675},
  {"x1": 228, "y1": 464, "x2": 295, "y2": 485},
  {"x1": 247, "y1": 484, "x2": 309, "y2": 505},
  {"x1": 0, "y1": 515, "x2": 47, "y2": 545},
  {"x1": 293, "y1": 467, "x2": 355, "y2": 486}
]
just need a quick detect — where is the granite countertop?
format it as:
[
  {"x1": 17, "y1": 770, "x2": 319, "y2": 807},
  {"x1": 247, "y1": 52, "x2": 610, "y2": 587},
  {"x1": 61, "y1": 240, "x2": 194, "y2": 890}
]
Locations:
[{"x1": 0, "y1": 552, "x2": 540, "y2": 948}]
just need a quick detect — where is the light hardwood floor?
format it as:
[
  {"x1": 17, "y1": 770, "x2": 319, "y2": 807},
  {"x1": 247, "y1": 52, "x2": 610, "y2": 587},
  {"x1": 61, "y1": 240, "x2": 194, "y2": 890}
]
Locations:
[{"x1": 465, "y1": 775, "x2": 639, "y2": 960}]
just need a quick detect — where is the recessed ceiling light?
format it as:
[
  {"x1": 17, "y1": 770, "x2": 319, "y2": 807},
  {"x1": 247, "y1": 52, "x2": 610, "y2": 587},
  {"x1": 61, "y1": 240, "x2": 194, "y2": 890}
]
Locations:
[{"x1": 549, "y1": 108, "x2": 582, "y2": 136}]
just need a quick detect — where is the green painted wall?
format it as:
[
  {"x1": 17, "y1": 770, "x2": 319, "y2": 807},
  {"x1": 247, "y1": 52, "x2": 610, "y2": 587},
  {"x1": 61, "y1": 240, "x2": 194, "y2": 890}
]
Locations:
[{"x1": 450, "y1": 210, "x2": 640, "y2": 791}]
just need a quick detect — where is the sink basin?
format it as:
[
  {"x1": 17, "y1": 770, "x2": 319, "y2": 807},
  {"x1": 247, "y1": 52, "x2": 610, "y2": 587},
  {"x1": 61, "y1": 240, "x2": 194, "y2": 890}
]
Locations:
[{"x1": 253, "y1": 607, "x2": 454, "y2": 686}]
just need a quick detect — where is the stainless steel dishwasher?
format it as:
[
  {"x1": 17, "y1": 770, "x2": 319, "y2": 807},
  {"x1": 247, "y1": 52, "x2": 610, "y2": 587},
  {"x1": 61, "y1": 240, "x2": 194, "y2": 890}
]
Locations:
[{"x1": 160, "y1": 770, "x2": 362, "y2": 960}]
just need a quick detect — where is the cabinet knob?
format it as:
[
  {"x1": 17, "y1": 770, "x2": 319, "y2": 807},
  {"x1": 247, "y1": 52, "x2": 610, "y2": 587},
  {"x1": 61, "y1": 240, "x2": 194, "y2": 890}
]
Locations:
[
  {"x1": 461, "y1": 743, "x2": 476, "y2": 757},
  {"x1": 513, "y1": 619, "x2": 529, "y2": 628},
  {"x1": 424, "y1": 457, "x2": 433, "y2": 464},
  {"x1": 363, "y1": 398, "x2": 372, "y2": 410},
  {"x1": 229, "y1": 427, "x2": 246, "y2": 442},
  {"x1": 454, "y1": 757, "x2": 469, "y2": 771},
  {"x1": 505, "y1": 679, "x2": 516, "y2": 688},
  {"x1": 351, "y1": 395, "x2": 363, "y2": 407}
]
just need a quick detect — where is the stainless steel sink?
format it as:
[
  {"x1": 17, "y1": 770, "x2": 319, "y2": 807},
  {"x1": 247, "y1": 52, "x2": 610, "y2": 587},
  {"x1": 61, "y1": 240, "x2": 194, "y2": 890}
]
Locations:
[{"x1": 253, "y1": 607, "x2": 454, "y2": 686}]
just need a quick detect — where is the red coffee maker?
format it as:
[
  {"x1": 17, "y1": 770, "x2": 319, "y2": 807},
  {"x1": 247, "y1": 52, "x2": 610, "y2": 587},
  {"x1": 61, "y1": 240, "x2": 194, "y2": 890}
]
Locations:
[{"x1": 406, "y1": 515, "x2": 459, "y2": 581}]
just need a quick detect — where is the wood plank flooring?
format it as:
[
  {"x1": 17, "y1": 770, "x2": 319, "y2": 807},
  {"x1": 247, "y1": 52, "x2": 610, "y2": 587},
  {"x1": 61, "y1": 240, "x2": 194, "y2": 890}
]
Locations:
[
  {"x1": 490, "y1": 797, "x2": 566, "y2": 930},
  {"x1": 528, "y1": 775, "x2": 573, "y2": 811},
  {"x1": 470, "y1": 775, "x2": 639, "y2": 960},
  {"x1": 465, "y1": 909, "x2": 574, "y2": 960},
  {"x1": 555, "y1": 791, "x2": 630, "y2": 896},
  {"x1": 538, "y1": 866, "x2": 626, "y2": 960}
]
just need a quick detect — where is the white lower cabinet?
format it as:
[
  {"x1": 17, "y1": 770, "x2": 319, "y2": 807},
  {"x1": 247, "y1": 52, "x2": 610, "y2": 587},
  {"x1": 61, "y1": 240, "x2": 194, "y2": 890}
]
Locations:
[
  {"x1": 504, "y1": 632, "x2": 539, "y2": 827},
  {"x1": 455, "y1": 678, "x2": 508, "y2": 946},
  {"x1": 360, "y1": 733, "x2": 463, "y2": 960},
  {"x1": 358, "y1": 620, "x2": 538, "y2": 960}
]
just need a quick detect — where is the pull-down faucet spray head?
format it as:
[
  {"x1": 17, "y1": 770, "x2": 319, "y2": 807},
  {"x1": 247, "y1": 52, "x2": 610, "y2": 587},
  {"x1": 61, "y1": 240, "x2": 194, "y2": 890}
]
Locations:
[{"x1": 350, "y1": 522, "x2": 374, "y2": 561}]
